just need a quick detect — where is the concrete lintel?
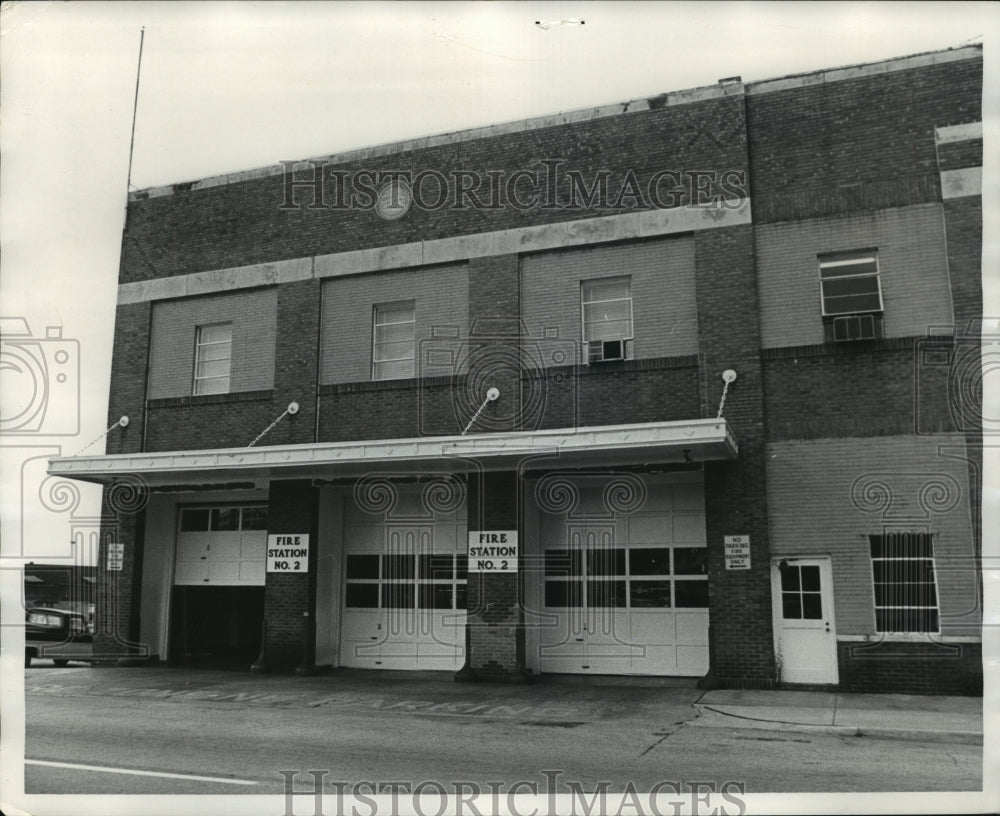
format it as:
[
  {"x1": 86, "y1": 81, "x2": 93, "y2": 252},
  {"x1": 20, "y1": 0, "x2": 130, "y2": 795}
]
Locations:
[{"x1": 941, "y1": 167, "x2": 982, "y2": 199}]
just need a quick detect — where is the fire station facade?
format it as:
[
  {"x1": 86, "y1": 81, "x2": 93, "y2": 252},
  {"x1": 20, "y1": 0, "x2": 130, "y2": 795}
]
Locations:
[{"x1": 49, "y1": 46, "x2": 984, "y2": 694}]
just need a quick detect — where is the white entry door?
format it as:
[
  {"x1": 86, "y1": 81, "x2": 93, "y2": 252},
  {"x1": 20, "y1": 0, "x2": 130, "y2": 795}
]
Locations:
[{"x1": 771, "y1": 557, "x2": 838, "y2": 684}]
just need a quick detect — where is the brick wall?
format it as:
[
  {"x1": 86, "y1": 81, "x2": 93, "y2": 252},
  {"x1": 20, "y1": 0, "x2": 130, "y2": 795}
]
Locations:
[
  {"x1": 520, "y1": 236, "x2": 698, "y2": 363},
  {"x1": 747, "y1": 55, "x2": 982, "y2": 224},
  {"x1": 320, "y1": 262, "x2": 469, "y2": 385},
  {"x1": 766, "y1": 436, "x2": 980, "y2": 637},
  {"x1": 106, "y1": 302, "x2": 151, "y2": 455},
  {"x1": 145, "y1": 391, "x2": 274, "y2": 451},
  {"x1": 837, "y1": 641, "x2": 982, "y2": 695},
  {"x1": 762, "y1": 336, "x2": 957, "y2": 441},
  {"x1": 148, "y1": 287, "x2": 277, "y2": 398},
  {"x1": 532, "y1": 357, "x2": 700, "y2": 430},
  {"x1": 120, "y1": 94, "x2": 748, "y2": 284},
  {"x1": 755, "y1": 204, "x2": 953, "y2": 349}
]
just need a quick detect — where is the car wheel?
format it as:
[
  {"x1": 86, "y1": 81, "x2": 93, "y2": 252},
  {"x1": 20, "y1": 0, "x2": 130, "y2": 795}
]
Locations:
[
  {"x1": 53, "y1": 659, "x2": 69, "y2": 667},
  {"x1": 25, "y1": 651, "x2": 32, "y2": 668}
]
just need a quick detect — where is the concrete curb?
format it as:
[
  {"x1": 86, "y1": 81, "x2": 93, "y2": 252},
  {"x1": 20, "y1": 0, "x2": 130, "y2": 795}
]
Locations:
[{"x1": 689, "y1": 705, "x2": 983, "y2": 745}]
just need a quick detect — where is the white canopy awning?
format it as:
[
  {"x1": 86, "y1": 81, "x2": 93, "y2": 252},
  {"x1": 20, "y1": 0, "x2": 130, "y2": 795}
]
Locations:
[{"x1": 48, "y1": 418, "x2": 738, "y2": 489}]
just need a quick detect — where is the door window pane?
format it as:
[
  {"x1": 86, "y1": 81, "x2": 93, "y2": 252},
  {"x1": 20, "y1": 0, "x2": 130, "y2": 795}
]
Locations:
[
  {"x1": 384, "y1": 554, "x2": 415, "y2": 581},
  {"x1": 673, "y1": 547, "x2": 707, "y2": 575},
  {"x1": 587, "y1": 579, "x2": 626, "y2": 607},
  {"x1": 180, "y1": 508, "x2": 210, "y2": 532},
  {"x1": 383, "y1": 583, "x2": 415, "y2": 609},
  {"x1": 211, "y1": 508, "x2": 240, "y2": 531},
  {"x1": 674, "y1": 580, "x2": 709, "y2": 608},
  {"x1": 800, "y1": 565, "x2": 821, "y2": 592},
  {"x1": 545, "y1": 580, "x2": 584, "y2": 608},
  {"x1": 801, "y1": 593, "x2": 823, "y2": 619},
  {"x1": 420, "y1": 554, "x2": 454, "y2": 580},
  {"x1": 630, "y1": 580, "x2": 671, "y2": 608},
  {"x1": 586, "y1": 547, "x2": 625, "y2": 576},
  {"x1": 419, "y1": 583, "x2": 453, "y2": 609},
  {"x1": 629, "y1": 548, "x2": 670, "y2": 575},
  {"x1": 545, "y1": 550, "x2": 582, "y2": 576},
  {"x1": 241, "y1": 506, "x2": 269, "y2": 530},
  {"x1": 346, "y1": 555, "x2": 380, "y2": 580},
  {"x1": 345, "y1": 583, "x2": 379, "y2": 608},
  {"x1": 782, "y1": 593, "x2": 802, "y2": 619}
]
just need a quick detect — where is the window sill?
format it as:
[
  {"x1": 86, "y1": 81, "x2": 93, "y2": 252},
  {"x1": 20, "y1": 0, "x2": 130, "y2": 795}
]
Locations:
[{"x1": 147, "y1": 389, "x2": 274, "y2": 408}]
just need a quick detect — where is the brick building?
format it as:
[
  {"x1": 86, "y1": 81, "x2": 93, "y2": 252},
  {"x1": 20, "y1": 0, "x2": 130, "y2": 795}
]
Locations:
[{"x1": 49, "y1": 45, "x2": 983, "y2": 694}]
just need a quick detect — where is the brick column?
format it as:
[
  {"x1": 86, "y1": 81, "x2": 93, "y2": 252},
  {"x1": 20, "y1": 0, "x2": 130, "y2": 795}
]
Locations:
[
  {"x1": 92, "y1": 478, "x2": 150, "y2": 665},
  {"x1": 253, "y1": 479, "x2": 318, "y2": 672},
  {"x1": 459, "y1": 469, "x2": 528, "y2": 681},
  {"x1": 695, "y1": 222, "x2": 777, "y2": 689},
  {"x1": 266, "y1": 278, "x2": 322, "y2": 447},
  {"x1": 457, "y1": 257, "x2": 528, "y2": 680},
  {"x1": 105, "y1": 301, "x2": 151, "y2": 455}
]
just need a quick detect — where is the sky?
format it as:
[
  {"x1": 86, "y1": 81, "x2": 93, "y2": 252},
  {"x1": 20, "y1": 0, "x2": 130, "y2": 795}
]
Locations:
[{"x1": 0, "y1": 0, "x2": 997, "y2": 568}]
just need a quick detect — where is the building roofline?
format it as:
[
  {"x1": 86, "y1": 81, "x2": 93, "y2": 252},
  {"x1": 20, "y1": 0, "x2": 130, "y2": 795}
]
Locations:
[{"x1": 128, "y1": 43, "x2": 981, "y2": 203}]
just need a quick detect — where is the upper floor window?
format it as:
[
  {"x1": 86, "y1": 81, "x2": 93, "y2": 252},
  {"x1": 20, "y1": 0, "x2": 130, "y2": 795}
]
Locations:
[
  {"x1": 582, "y1": 276, "x2": 633, "y2": 363},
  {"x1": 193, "y1": 323, "x2": 233, "y2": 395},
  {"x1": 870, "y1": 532, "x2": 939, "y2": 633},
  {"x1": 372, "y1": 301, "x2": 415, "y2": 380},
  {"x1": 818, "y1": 251, "x2": 883, "y2": 342}
]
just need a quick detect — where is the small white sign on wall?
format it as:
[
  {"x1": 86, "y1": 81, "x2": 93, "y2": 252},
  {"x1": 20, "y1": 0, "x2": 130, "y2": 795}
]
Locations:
[
  {"x1": 267, "y1": 534, "x2": 310, "y2": 573},
  {"x1": 724, "y1": 535, "x2": 751, "y2": 570},
  {"x1": 467, "y1": 531, "x2": 518, "y2": 572},
  {"x1": 106, "y1": 543, "x2": 124, "y2": 571}
]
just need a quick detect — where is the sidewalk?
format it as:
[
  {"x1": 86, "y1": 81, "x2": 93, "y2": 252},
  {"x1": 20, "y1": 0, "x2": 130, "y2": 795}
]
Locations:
[{"x1": 691, "y1": 688, "x2": 983, "y2": 744}]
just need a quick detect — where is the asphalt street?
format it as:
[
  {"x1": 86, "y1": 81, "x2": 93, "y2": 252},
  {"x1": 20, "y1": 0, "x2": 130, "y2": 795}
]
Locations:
[{"x1": 18, "y1": 665, "x2": 983, "y2": 798}]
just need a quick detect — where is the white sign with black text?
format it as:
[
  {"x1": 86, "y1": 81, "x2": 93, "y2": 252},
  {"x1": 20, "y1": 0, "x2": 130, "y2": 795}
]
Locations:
[
  {"x1": 467, "y1": 531, "x2": 518, "y2": 572},
  {"x1": 724, "y1": 535, "x2": 751, "y2": 570},
  {"x1": 267, "y1": 534, "x2": 310, "y2": 573},
  {"x1": 106, "y1": 543, "x2": 124, "y2": 571}
]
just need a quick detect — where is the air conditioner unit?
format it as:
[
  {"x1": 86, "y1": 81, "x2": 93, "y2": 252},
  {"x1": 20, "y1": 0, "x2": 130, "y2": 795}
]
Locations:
[
  {"x1": 831, "y1": 314, "x2": 877, "y2": 342},
  {"x1": 588, "y1": 339, "x2": 626, "y2": 363}
]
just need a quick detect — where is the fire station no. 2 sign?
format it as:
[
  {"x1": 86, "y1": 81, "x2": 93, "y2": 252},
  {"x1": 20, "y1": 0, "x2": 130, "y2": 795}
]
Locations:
[
  {"x1": 267, "y1": 534, "x2": 309, "y2": 573},
  {"x1": 468, "y1": 531, "x2": 518, "y2": 572}
]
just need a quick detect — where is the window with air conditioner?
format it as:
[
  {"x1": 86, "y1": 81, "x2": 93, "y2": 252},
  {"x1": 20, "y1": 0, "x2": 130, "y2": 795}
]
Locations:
[
  {"x1": 372, "y1": 301, "x2": 416, "y2": 380},
  {"x1": 193, "y1": 323, "x2": 233, "y2": 395},
  {"x1": 582, "y1": 276, "x2": 633, "y2": 363},
  {"x1": 818, "y1": 251, "x2": 883, "y2": 342}
]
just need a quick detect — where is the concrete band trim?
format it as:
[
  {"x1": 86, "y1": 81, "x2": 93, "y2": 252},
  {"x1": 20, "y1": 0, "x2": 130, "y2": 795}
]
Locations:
[
  {"x1": 47, "y1": 418, "x2": 738, "y2": 487},
  {"x1": 117, "y1": 203, "x2": 752, "y2": 304},
  {"x1": 940, "y1": 167, "x2": 982, "y2": 199},
  {"x1": 935, "y1": 121, "x2": 983, "y2": 143}
]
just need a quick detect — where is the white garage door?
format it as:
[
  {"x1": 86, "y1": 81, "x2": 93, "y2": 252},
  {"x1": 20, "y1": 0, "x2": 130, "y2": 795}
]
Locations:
[
  {"x1": 531, "y1": 478, "x2": 709, "y2": 676},
  {"x1": 340, "y1": 508, "x2": 467, "y2": 671},
  {"x1": 174, "y1": 505, "x2": 268, "y2": 586}
]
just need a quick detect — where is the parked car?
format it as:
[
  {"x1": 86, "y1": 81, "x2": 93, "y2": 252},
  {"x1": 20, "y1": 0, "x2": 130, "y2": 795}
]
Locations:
[{"x1": 25, "y1": 607, "x2": 93, "y2": 667}]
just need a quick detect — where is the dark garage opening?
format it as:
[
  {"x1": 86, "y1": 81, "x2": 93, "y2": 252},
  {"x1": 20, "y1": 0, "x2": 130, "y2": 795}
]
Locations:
[{"x1": 169, "y1": 586, "x2": 264, "y2": 668}]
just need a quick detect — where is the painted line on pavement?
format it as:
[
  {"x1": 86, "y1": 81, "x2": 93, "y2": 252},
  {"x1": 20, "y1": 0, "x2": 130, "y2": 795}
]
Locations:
[{"x1": 26, "y1": 759, "x2": 258, "y2": 786}]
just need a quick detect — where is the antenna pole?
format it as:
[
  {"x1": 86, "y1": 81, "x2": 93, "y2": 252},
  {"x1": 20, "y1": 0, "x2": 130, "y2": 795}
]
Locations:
[{"x1": 125, "y1": 27, "x2": 145, "y2": 198}]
